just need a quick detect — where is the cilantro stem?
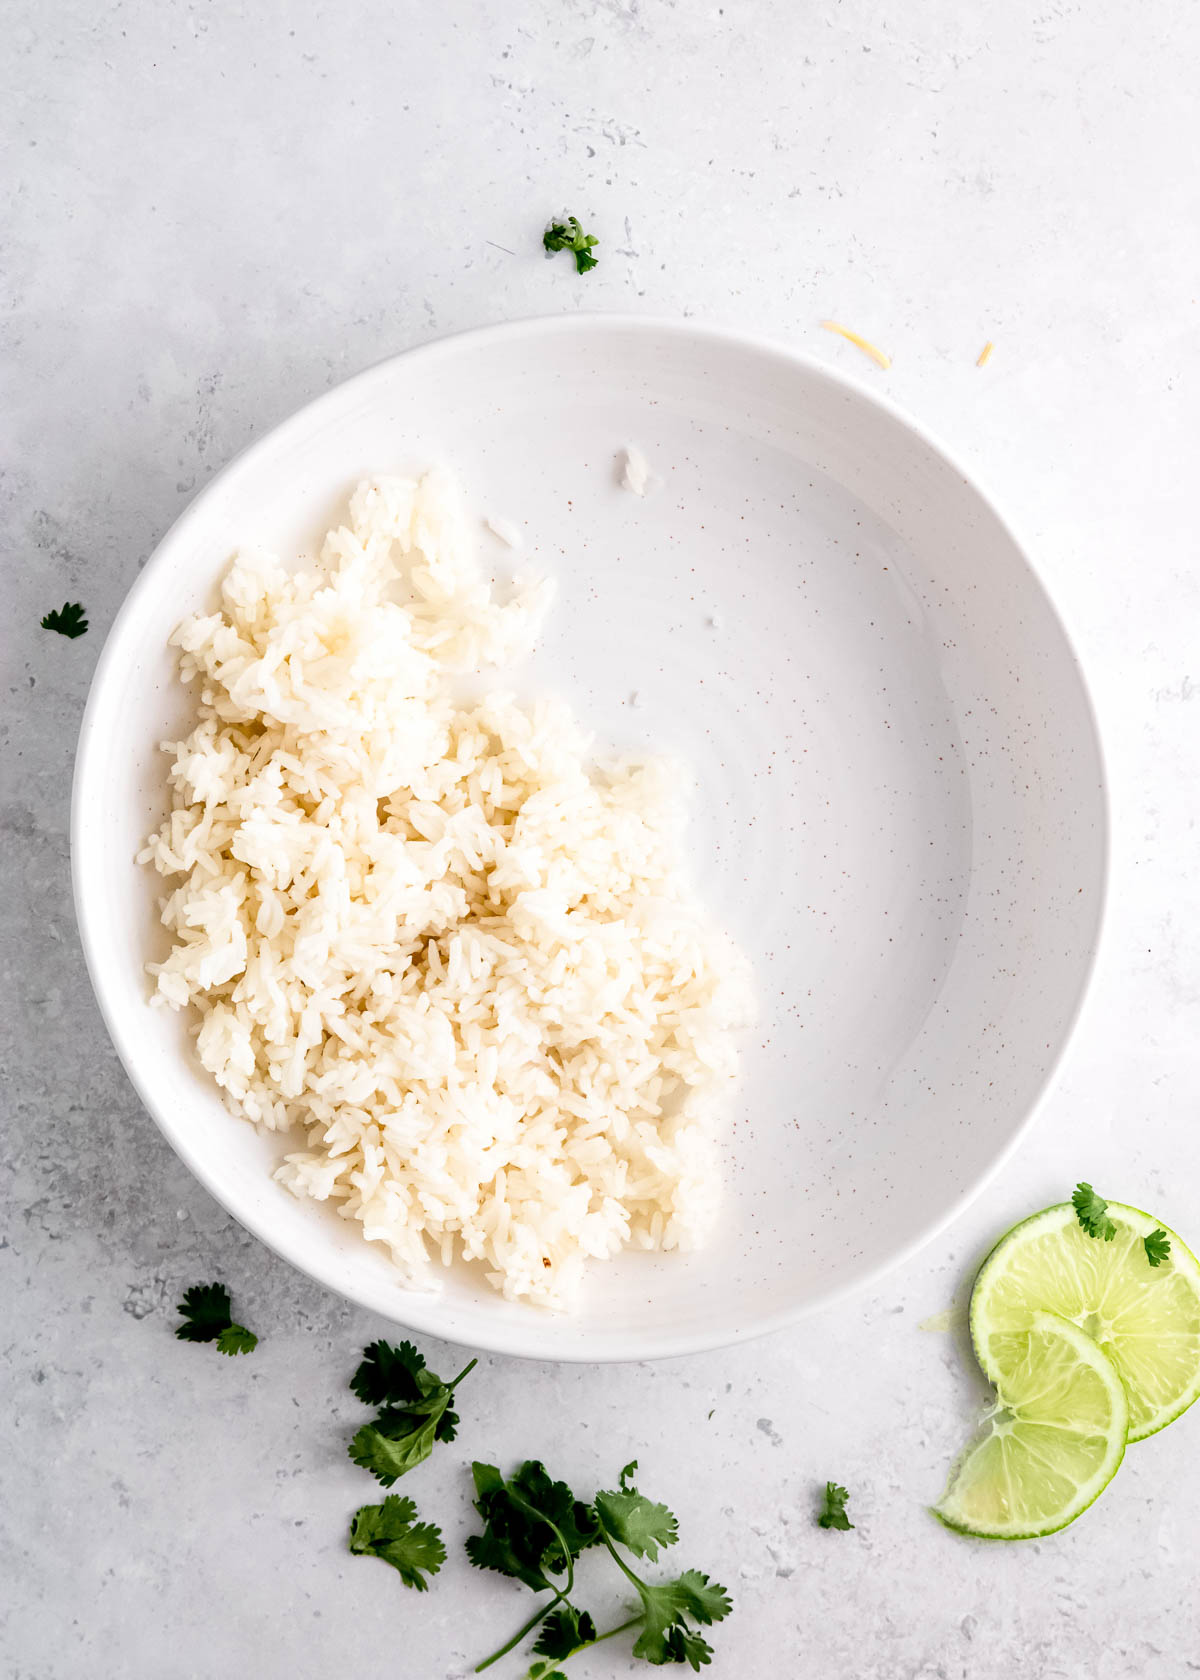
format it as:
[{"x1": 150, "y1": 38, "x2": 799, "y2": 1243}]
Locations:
[
  {"x1": 488, "y1": 1612, "x2": 643, "y2": 1678},
  {"x1": 449, "y1": 1357, "x2": 478, "y2": 1390},
  {"x1": 473, "y1": 1506, "x2": 577, "y2": 1673},
  {"x1": 597, "y1": 1526, "x2": 646, "y2": 1592},
  {"x1": 473, "y1": 1591, "x2": 567, "y2": 1672},
  {"x1": 547, "y1": 1615, "x2": 646, "y2": 1677},
  {"x1": 590, "y1": 1613, "x2": 642, "y2": 1645}
]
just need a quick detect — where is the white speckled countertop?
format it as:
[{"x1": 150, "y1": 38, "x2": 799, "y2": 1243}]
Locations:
[{"x1": 4, "y1": 3, "x2": 1200, "y2": 1675}]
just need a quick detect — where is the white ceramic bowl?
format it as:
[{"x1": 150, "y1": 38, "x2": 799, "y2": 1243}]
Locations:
[{"x1": 73, "y1": 316, "x2": 1107, "y2": 1361}]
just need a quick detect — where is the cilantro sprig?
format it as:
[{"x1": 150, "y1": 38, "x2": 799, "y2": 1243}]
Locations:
[
  {"x1": 817, "y1": 1481, "x2": 854, "y2": 1530},
  {"x1": 1072, "y1": 1185, "x2": 1173, "y2": 1267},
  {"x1": 348, "y1": 1339, "x2": 476, "y2": 1486},
  {"x1": 349, "y1": 1493, "x2": 446, "y2": 1591},
  {"x1": 41, "y1": 601, "x2": 88, "y2": 638},
  {"x1": 543, "y1": 216, "x2": 599, "y2": 274},
  {"x1": 1072, "y1": 1182, "x2": 1118, "y2": 1242},
  {"x1": 469, "y1": 1458, "x2": 731, "y2": 1675},
  {"x1": 174, "y1": 1283, "x2": 258, "y2": 1355}
]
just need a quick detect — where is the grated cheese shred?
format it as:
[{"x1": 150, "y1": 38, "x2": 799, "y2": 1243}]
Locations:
[{"x1": 820, "y1": 320, "x2": 891, "y2": 370}]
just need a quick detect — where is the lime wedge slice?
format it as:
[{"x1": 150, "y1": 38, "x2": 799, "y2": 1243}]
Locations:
[
  {"x1": 933, "y1": 1309, "x2": 1128, "y2": 1538},
  {"x1": 971, "y1": 1201, "x2": 1200, "y2": 1441}
]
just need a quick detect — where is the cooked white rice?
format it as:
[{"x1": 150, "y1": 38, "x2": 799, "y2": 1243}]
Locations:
[
  {"x1": 141, "y1": 468, "x2": 752, "y2": 1309},
  {"x1": 484, "y1": 511, "x2": 523, "y2": 549},
  {"x1": 621, "y1": 444, "x2": 651, "y2": 496}
]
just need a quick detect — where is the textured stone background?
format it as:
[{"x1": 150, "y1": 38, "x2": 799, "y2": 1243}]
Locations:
[{"x1": 4, "y1": 2, "x2": 1200, "y2": 1675}]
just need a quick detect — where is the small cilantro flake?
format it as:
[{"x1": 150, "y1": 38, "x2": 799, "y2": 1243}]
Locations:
[
  {"x1": 543, "y1": 216, "x2": 599, "y2": 274},
  {"x1": 174, "y1": 1282, "x2": 258, "y2": 1355},
  {"x1": 817, "y1": 1482, "x2": 854, "y2": 1530},
  {"x1": 348, "y1": 1493, "x2": 445, "y2": 1592},
  {"x1": 41, "y1": 601, "x2": 88, "y2": 638},
  {"x1": 1072, "y1": 1182, "x2": 1118, "y2": 1242},
  {"x1": 1144, "y1": 1229, "x2": 1172, "y2": 1267}
]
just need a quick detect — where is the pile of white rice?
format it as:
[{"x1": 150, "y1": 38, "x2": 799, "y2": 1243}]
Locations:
[{"x1": 142, "y1": 469, "x2": 752, "y2": 1309}]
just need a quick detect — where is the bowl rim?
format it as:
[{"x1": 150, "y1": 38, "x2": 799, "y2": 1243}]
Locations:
[{"x1": 71, "y1": 311, "x2": 1112, "y2": 1362}]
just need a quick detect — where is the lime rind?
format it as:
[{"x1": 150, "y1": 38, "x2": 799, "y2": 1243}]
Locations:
[
  {"x1": 933, "y1": 1309, "x2": 1129, "y2": 1540},
  {"x1": 970, "y1": 1201, "x2": 1200, "y2": 1443}
]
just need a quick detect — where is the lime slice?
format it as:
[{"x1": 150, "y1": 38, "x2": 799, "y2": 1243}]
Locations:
[
  {"x1": 971, "y1": 1201, "x2": 1200, "y2": 1441},
  {"x1": 933, "y1": 1309, "x2": 1128, "y2": 1539}
]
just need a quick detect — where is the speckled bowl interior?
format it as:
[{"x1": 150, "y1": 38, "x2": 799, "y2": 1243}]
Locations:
[{"x1": 72, "y1": 317, "x2": 1107, "y2": 1360}]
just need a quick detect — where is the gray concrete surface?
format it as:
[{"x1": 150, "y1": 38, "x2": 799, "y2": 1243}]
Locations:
[{"x1": 4, "y1": 2, "x2": 1200, "y2": 1675}]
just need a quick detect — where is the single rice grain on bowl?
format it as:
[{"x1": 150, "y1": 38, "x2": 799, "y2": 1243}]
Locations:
[{"x1": 140, "y1": 468, "x2": 753, "y2": 1310}]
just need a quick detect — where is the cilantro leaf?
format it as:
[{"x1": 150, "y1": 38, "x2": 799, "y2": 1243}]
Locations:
[
  {"x1": 434, "y1": 1404, "x2": 460, "y2": 1443},
  {"x1": 41, "y1": 601, "x2": 88, "y2": 638},
  {"x1": 664, "y1": 1570, "x2": 732, "y2": 1625},
  {"x1": 543, "y1": 216, "x2": 599, "y2": 275},
  {"x1": 663, "y1": 1625, "x2": 715, "y2": 1670},
  {"x1": 175, "y1": 1283, "x2": 232, "y2": 1341},
  {"x1": 351, "y1": 1491, "x2": 419, "y2": 1538},
  {"x1": 349, "y1": 1493, "x2": 446, "y2": 1591},
  {"x1": 465, "y1": 1463, "x2": 550, "y2": 1588},
  {"x1": 594, "y1": 1485, "x2": 678, "y2": 1561},
  {"x1": 215, "y1": 1323, "x2": 258, "y2": 1356},
  {"x1": 465, "y1": 1522, "x2": 542, "y2": 1589},
  {"x1": 532, "y1": 1606, "x2": 596, "y2": 1660},
  {"x1": 523, "y1": 1664, "x2": 568, "y2": 1680},
  {"x1": 349, "y1": 1403, "x2": 445, "y2": 1487},
  {"x1": 347, "y1": 1346, "x2": 474, "y2": 1483},
  {"x1": 1072, "y1": 1182, "x2": 1118, "y2": 1241},
  {"x1": 631, "y1": 1580, "x2": 700, "y2": 1664},
  {"x1": 626, "y1": 1570, "x2": 733, "y2": 1665},
  {"x1": 1145, "y1": 1229, "x2": 1172, "y2": 1267},
  {"x1": 175, "y1": 1282, "x2": 258, "y2": 1354},
  {"x1": 511, "y1": 1461, "x2": 601, "y2": 1568},
  {"x1": 817, "y1": 1482, "x2": 853, "y2": 1530},
  {"x1": 365, "y1": 1521, "x2": 445, "y2": 1591},
  {"x1": 351, "y1": 1339, "x2": 427, "y2": 1407},
  {"x1": 466, "y1": 1460, "x2": 599, "y2": 1591}
]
